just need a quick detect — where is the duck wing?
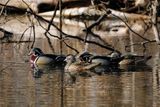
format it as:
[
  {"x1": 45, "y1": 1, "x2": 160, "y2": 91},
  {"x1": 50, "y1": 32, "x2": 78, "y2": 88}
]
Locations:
[
  {"x1": 111, "y1": 56, "x2": 125, "y2": 63},
  {"x1": 39, "y1": 54, "x2": 66, "y2": 66},
  {"x1": 42, "y1": 54, "x2": 58, "y2": 59},
  {"x1": 90, "y1": 56, "x2": 111, "y2": 61}
]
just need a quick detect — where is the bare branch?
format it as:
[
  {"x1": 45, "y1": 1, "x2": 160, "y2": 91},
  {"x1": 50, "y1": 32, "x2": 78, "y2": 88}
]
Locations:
[
  {"x1": 18, "y1": 26, "x2": 32, "y2": 42},
  {"x1": 44, "y1": 33, "x2": 55, "y2": 53},
  {"x1": 83, "y1": 14, "x2": 113, "y2": 48},
  {"x1": 63, "y1": 40, "x2": 79, "y2": 54},
  {"x1": 83, "y1": 14, "x2": 106, "y2": 32}
]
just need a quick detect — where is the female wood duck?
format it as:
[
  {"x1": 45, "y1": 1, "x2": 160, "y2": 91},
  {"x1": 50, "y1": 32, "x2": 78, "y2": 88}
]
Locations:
[
  {"x1": 28, "y1": 47, "x2": 66, "y2": 68},
  {"x1": 64, "y1": 54, "x2": 100, "y2": 73},
  {"x1": 119, "y1": 53, "x2": 152, "y2": 65}
]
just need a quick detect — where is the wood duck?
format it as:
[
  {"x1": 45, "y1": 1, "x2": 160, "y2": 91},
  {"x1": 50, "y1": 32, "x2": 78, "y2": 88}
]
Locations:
[
  {"x1": 79, "y1": 51, "x2": 124, "y2": 67},
  {"x1": 64, "y1": 54, "x2": 100, "y2": 73},
  {"x1": 119, "y1": 53, "x2": 152, "y2": 65},
  {"x1": 28, "y1": 47, "x2": 66, "y2": 68},
  {"x1": 78, "y1": 51, "x2": 93, "y2": 63},
  {"x1": 77, "y1": 51, "x2": 124, "y2": 74}
]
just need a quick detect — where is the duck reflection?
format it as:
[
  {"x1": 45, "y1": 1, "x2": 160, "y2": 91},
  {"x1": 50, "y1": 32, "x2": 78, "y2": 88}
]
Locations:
[
  {"x1": 32, "y1": 68, "x2": 43, "y2": 78},
  {"x1": 31, "y1": 64, "x2": 63, "y2": 78}
]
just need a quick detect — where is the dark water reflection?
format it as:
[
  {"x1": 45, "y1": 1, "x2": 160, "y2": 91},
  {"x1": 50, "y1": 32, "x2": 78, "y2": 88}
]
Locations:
[{"x1": 0, "y1": 16, "x2": 160, "y2": 107}]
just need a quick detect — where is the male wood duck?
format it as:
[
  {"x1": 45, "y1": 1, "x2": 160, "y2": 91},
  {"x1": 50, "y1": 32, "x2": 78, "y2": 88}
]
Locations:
[
  {"x1": 64, "y1": 54, "x2": 100, "y2": 73},
  {"x1": 28, "y1": 47, "x2": 66, "y2": 68},
  {"x1": 78, "y1": 51, "x2": 93, "y2": 63},
  {"x1": 77, "y1": 51, "x2": 124, "y2": 74},
  {"x1": 79, "y1": 51, "x2": 124, "y2": 67},
  {"x1": 119, "y1": 53, "x2": 152, "y2": 65}
]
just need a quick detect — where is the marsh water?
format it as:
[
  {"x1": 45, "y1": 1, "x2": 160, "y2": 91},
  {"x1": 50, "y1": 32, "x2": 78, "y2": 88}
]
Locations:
[{"x1": 0, "y1": 15, "x2": 160, "y2": 107}]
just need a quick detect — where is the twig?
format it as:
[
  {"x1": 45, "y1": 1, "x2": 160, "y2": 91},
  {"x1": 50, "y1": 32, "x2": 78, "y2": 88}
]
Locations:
[
  {"x1": 18, "y1": 26, "x2": 32, "y2": 42},
  {"x1": 44, "y1": 33, "x2": 55, "y2": 53},
  {"x1": 83, "y1": 14, "x2": 106, "y2": 32},
  {"x1": 63, "y1": 40, "x2": 79, "y2": 54},
  {"x1": 45, "y1": 1, "x2": 59, "y2": 33},
  {"x1": 125, "y1": 40, "x2": 156, "y2": 52},
  {"x1": 1, "y1": 40, "x2": 32, "y2": 44},
  {"x1": 31, "y1": 23, "x2": 35, "y2": 48},
  {"x1": 83, "y1": 22, "x2": 89, "y2": 43},
  {"x1": 83, "y1": 14, "x2": 113, "y2": 48},
  {"x1": 141, "y1": 19, "x2": 152, "y2": 36},
  {"x1": 59, "y1": 0, "x2": 63, "y2": 55},
  {"x1": 65, "y1": 34, "x2": 116, "y2": 52}
]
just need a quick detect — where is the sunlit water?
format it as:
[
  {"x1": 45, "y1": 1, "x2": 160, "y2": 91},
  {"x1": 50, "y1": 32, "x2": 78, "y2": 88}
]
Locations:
[{"x1": 0, "y1": 15, "x2": 160, "y2": 107}]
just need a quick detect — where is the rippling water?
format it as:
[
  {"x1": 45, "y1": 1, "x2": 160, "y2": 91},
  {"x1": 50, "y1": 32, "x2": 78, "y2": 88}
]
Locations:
[{"x1": 0, "y1": 15, "x2": 160, "y2": 107}]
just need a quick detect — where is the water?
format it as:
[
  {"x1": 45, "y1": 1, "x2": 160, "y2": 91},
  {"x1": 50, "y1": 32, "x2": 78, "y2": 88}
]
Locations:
[
  {"x1": 0, "y1": 39, "x2": 158, "y2": 107},
  {"x1": 0, "y1": 15, "x2": 160, "y2": 107}
]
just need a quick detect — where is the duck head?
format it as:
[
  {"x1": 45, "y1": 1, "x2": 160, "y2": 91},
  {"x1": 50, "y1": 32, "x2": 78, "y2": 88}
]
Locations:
[
  {"x1": 28, "y1": 48, "x2": 44, "y2": 67},
  {"x1": 78, "y1": 51, "x2": 93, "y2": 63},
  {"x1": 64, "y1": 54, "x2": 77, "y2": 70},
  {"x1": 65, "y1": 54, "x2": 76, "y2": 64},
  {"x1": 110, "y1": 51, "x2": 121, "y2": 58},
  {"x1": 28, "y1": 48, "x2": 44, "y2": 56}
]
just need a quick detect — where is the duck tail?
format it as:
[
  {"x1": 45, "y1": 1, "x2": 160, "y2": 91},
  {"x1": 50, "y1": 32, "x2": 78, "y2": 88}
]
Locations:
[
  {"x1": 135, "y1": 55, "x2": 152, "y2": 64},
  {"x1": 84, "y1": 62, "x2": 100, "y2": 70}
]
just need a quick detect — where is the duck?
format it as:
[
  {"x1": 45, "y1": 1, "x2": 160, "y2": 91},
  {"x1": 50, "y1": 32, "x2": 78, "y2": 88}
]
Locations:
[
  {"x1": 79, "y1": 51, "x2": 124, "y2": 67},
  {"x1": 119, "y1": 53, "x2": 152, "y2": 65},
  {"x1": 64, "y1": 54, "x2": 101, "y2": 73},
  {"x1": 78, "y1": 51, "x2": 93, "y2": 63},
  {"x1": 74, "y1": 51, "x2": 124, "y2": 74},
  {"x1": 28, "y1": 47, "x2": 66, "y2": 68}
]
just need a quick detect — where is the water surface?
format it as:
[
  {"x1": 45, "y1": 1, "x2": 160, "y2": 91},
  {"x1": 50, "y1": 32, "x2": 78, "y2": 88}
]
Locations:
[{"x1": 0, "y1": 15, "x2": 160, "y2": 107}]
